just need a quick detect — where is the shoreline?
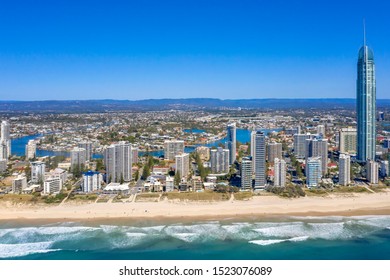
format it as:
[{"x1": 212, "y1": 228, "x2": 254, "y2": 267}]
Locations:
[{"x1": 1, "y1": 191, "x2": 390, "y2": 223}]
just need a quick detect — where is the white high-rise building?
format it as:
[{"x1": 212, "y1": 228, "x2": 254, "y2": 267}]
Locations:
[
  {"x1": 210, "y1": 147, "x2": 229, "y2": 174},
  {"x1": 12, "y1": 175, "x2": 27, "y2": 194},
  {"x1": 31, "y1": 161, "x2": 46, "y2": 184},
  {"x1": 104, "y1": 142, "x2": 132, "y2": 183},
  {"x1": 267, "y1": 142, "x2": 282, "y2": 164},
  {"x1": 274, "y1": 158, "x2": 286, "y2": 187},
  {"x1": 0, "y1": 159, "x2": 6, "y2": 172},
  {"x1": 71, "y1": 147, "x2": 86, "y2": 169},
  {"x1": 175, "y1": 153, "x2": 190, "y2": 180},
  {"x1": 254, "y1": 131, "x2": 266, "y2": 189},
  {"x1": 241, "y1": 157, "x2": 252, "y2": 191},
  {"x1": 26, "y1": 140, "x2": 37, "y2": 160},
  {"x1": 305, "y1": 137, "x2": 328, "y2": 175},
  {"x1": 380, "y1": 160, "x2": 389, "y2": 178},
  {"x1": 164, "y1": 140, "x2": 184, "y2": 161},
  {"x1": 165, "y1": 176, "x2": 174, "y2": 192},
  {"x1": 226, "y1": 123, "x2": 236, "y2": 164},
  {"x1": 0, "y1": 120, "x2": 11, "y2": 161},
  {"x1": 339, "y1": 154, "x2": 351, "y2": 186},
  {"x1": 317, "y1": 125, "x2": 326, "y2": 137},
  {"x1": 78, "y1": 141, "x2": 92, "y2": 161},
  {"x1": 339, "y1": 127, "x2": 357, "y2": 155},
  {"x1": 306, "y1": 157, "x2": 322, "y2": 188},
  {"x1": 366, "y1": 160, "x2": 379, "y2": 184},
  {"x1": 44, "y1": 177, "x2": 62, "y2": 194},
  {"x1": 82, "y1": 170, "x2": 102, "y2": 193}
]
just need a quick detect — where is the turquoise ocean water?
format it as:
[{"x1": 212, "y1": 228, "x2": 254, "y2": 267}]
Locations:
[{"x1": 1, "y1": 216, "x2": 390, "y2": 260}]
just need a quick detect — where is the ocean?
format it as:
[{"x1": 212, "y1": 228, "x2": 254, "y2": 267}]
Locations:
[{"x1": 1, "y1": 215, "x2": 390, "y2": 260}]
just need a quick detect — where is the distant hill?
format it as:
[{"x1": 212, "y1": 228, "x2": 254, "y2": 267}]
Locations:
[{"x1": 0, "y1": 98, "x2": 389, "y2": 113}]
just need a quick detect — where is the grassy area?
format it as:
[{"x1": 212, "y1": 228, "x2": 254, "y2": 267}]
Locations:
[
  {"x1": 234, "y1": 192, "x2": 253, "y2": 200},
  {"x1": 135, "y1": 193, "x2": 160, "y2": 202},
  {"x1": 333, "y1": 186, "x2": 370, "y2": 193},
  {"x1": 68, "y1": 194, "x2": 98, "y2": 201},
  {"x1": 305, "y1": 188, "x2": 329, "y2": 197},
  {"x1": 162, "y1": 191, "x2": 230, "y2": 201},
  {"x1": 43, "y1": 193, "x2": 68, "y2": 204},
  {"x1": 96, "y1": 196, "x2": 111, "y2": 203},
  {"x1": 113, "y1": 194, "x2": 131, "y2": 203},
  {"x1": 0, "y1": 194, "x2": 38, "y2": 203}
]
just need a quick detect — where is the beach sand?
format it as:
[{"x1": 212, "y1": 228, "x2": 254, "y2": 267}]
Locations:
[{"x1": 1, "y1": 191, "x2": 390, "y2": 221}]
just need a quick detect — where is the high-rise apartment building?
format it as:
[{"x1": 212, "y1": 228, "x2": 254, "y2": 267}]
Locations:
[
  {"x1": 78, "y1": 141, "x2": 92, "y2": 161},
  {"x1": 31, "y1": 161, "x2": 46, "y2": 184},
  {"x1": 104, "y1": 142, "x2": 132, "y2": 183},
  {"x1": 305, "y1": 137, "x2": 328, "y2": 175},
  {"x1": 357, "y1": 30, "x2": 376, "y2": 162},
  {"x1": 274, "y1": 158, "x2": 286, "y2": 187},
  {"x1": 380, "y1": 160, "x2": 389, "y2": 178},
  {"x1": 175, "y1": 153, "x2": 190, "y2": 180},
  {"x1": 267, "y1": 142, "x2": 282, "y2": 164},
  {"x1": 366, "y1": 160, "x2": 378, "y2": 184},
  {"x1": 25, "y1": 140, "x2": 36, "y2": 160},
  {"x1": 71, "y1": 147, "x2": 86, "y2": 169},
  {"x1": 164, "y1": 140, "x2": 184, "y2": 161},
  {"x1": 339, "y1": 154, "x2": 351, "y2": 186},
  {"x1": 293, "y1": 133, "x2": 313, "y2": 159},
  {"x1": 339, "y1": 127, "x2": 357, "y2": 154},
  {"x1": 254, "y1": 131, "x2": 266, "y2": 189},
  {"x1": 0, "y1": 120, "x2": 11, "y2": 161},
  {"x1": 210, "y1": 147, "x2": 229, "y2": 174},
  {"x1": 82, "y1": 170, "x2": 102, "y2": 193},
  {"x1": 306, "y1": 157, "x2": 322, "y2": 188},
  {"x1": 226, "y1": 123, "x2": 237, "y2": 164},
  {"x1": 241, "y1": 157, "x2": 252, "y2": 191}
]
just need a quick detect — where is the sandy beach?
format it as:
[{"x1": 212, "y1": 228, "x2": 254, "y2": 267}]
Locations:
[{"x1": 1, "y1": 191, "x2": 390, "y2": 221}]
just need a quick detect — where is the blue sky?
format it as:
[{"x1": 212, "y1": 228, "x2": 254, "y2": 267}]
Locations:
[{"x1": 0, "y1": 0, "x2": 389, "y2": 100}]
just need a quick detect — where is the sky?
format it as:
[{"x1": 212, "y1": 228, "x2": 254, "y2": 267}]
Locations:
[{"x1": 0, "y1": 0, "x2": 390, "y2": 101}]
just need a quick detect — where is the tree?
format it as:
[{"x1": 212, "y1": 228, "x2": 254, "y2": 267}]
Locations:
[
  {"x1": 134, "y1": 169, "x2": 139, "y2": 181},
  {"x1": 120, "y1": 173, "x2": 124, "y2": 184},
  {"x1": 142, "y1": 165, "x2": 150, "y2": 180},
  {"x1": 174, "y1": 171, "x2": 181, "y2": 186}
]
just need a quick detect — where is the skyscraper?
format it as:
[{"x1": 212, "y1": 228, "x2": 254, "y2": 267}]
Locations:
[
  {"x1": 0, "y1": 120, "x2": 11, "y2": 161},
  {"x1": 366, "y1": 160, "x2": 378, "y2": 184},
  {"x1": 78, "y1": 141, "x2": 93, "y2": 161},
  {"x1": 293, "y1": 133, "x2": 313, "y2": 159},
  {"x1": 71, "y1": 147, "x2": 87, "y2": 169},
  {"x1": 241, "y1": 156, "x2": 252, "y2": 191},
  {"x1": 267, "y1": 142, "x2": 282, "y2": 164},
  {"x1": 210, "y1": 147, "x2": 229, "y2": 174},
  {"x1": 274, "y1": 158, "x2": 286, "y2": 187},
  {"x1": 26, "y1": 140, "x2": 37, "y2": 160},
  {"x1": 175, "y1": 153, "x2": 190, "y2": 180},
  {"x1": 305, "y1": 137, "x2": 328, "y2": 175},
  {"x1": 339, "y1": 127, "x2": 357, "y2": 155},
  {"x1": 104, "y1": 142, "x2": 132, "y2": 183},
  {"x1": 339, "y1": 154, "x2": 351, "y2": 186},
  {"x1": 357, "y1": 26, "x2": 376, "y2": 162},
  {"x1": 254, "y1": 131, "x2": 266, "y2": 189},
  {"x1": 306, "y1": 157, "x2": 322, "y2": 188},
  {"x1": 164, "y1": 140, "x2": 184, "y2": 161},
  {"x1": 226, "y1": 123, "x2": 236, "y2": 164}
]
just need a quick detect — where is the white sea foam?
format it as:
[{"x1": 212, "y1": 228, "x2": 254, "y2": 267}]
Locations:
[
  {"x1": 249, "y1": 239, "x2": 286, "y2": 246},
  {"x1": 0, "y1": 242, "x2": 60, "y2": 258},
  {"x1": 171, "y1": 233, "x2": 199, "y2": 242}
]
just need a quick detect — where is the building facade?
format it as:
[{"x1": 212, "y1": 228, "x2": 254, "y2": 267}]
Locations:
[
  {"x1": 25, "y1": 140, "x2": 37, "y2": 160},
  {"x1": 82, "y1": 170, "x2": 102, "y2": 193},
  {"x1": 241, "y1": 157, "x2": 252, "y2": 191},
  {"x1": 267, "y1": 142, "x2": 282, "y2": 164},
  {"x1": 305, "y1": 137, "x2": 328, "y2": 175},
  {"x1": 210, "y1": 147, "x2": 229, "y2": 174},
  {"x1": 306, "y1": 157, "x2": 322, "y2": 188},
  {"x1": 164, "y1": 140, "x2": 184, "y2": 161},
  {"x1": 254, "y1": 131, "x2": 266, "y2": 189},
  {"x1": 274, "y1": 158, "x2": 286, "y2": 187},
  {"x1": 357, "y1": 38, "x2": 376, "y2": 162},
  {"x1": 366, "y1": 160, "x2": 378, "y2": 184},
  {"x1": 339, "y1": 153, "x2": 351, "y2": 186},
  {"x1": 226, "y1": 123, "x2": 236, "y2": 164},
  {"x1": 31, "y1": 161, "x2": 46, "y2": 184},
  {"x1": 175, "y1": 153, "x2": 190, "y2": 180},
  {"x1": 339, "y1": 127, "x2": 357, "y2": 155},
  {"x1": 104, "y1": 142, "x2": 132, "y2": 183}
]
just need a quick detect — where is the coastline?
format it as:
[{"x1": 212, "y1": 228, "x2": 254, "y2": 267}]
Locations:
[{"x1": 1, "y1": 191, "x2": 390, "y2": 222}]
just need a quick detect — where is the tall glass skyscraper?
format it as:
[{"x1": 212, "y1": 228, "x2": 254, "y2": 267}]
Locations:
[
  {"x1": 226, "y1": 123, "x2": 236, "y2": 164},
  {"x1": 357, "y1": 31, "x2": 376, "y2": 162}
]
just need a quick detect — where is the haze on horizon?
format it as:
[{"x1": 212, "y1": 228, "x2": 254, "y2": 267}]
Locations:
[{"x1": 1, "y1": 0, "x2": 390, "y2": 101}]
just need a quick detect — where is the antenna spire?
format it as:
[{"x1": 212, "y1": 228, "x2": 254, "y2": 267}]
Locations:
[{"x1": 363, "y1": 18, "x2": 366, "y2": 46}]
